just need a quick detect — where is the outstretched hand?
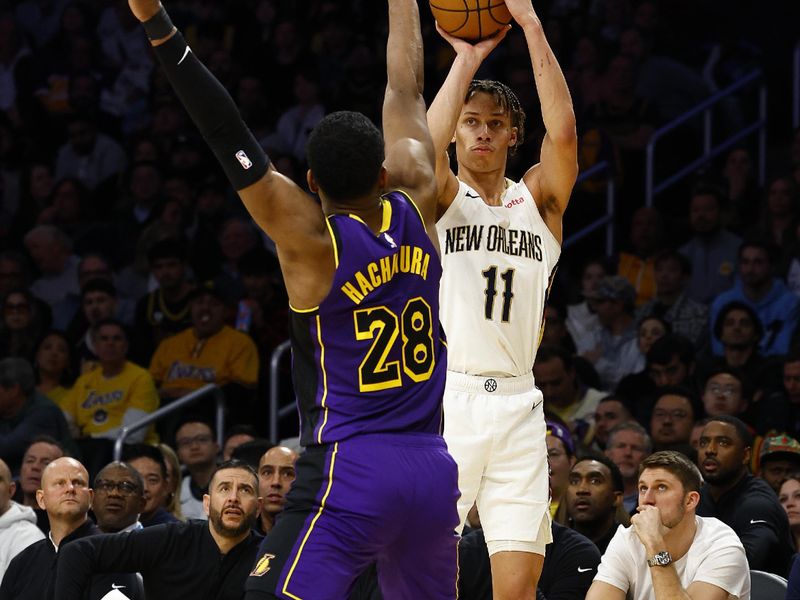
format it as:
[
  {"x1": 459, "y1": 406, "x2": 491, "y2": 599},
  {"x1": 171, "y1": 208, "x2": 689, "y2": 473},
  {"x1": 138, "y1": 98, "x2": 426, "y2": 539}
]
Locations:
[
  {"x1": 128, "y1": 0, "x2": 161, "y2": 23},
  {"x1": 434, "y1": 21, "x2": 510, "y2": 63}
]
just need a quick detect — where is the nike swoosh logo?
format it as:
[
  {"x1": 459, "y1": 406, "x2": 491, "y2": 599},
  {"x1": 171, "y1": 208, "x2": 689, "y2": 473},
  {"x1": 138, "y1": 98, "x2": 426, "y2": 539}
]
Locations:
[
  {"x1": 177, "y1": 46, "x2": 191, "y2": 65},
  {"x1": 111, "y1": 584, "x2": 126, "y2": 589},
  {"x1": 577, "y1": 567, "x2": 593, "y2": 573},
  {"x1": 465, "y1": 191, "x2": 481, "y2": 199},
  {"x1": 750, "y1": 519, "x2": 768, "y2": 524}
]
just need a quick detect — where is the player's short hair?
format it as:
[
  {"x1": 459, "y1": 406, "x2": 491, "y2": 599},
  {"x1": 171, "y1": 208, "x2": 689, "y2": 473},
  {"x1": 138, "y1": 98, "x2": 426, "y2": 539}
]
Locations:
[
  {"x1": 466, "y1": 80, "x2": 526, "y2": 154},
  {"x1": 306, "y1": 111, "x2": 384, "y2": 202},
  {"x1": 640, "y1": 450, "x2": 702, "y2": 493}
]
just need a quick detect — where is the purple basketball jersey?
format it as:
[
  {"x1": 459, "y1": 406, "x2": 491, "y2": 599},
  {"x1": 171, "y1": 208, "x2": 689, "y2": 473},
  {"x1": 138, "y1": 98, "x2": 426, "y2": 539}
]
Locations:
[{"x1": 291, "y1": 191, "x2": 447, "y2": 446}]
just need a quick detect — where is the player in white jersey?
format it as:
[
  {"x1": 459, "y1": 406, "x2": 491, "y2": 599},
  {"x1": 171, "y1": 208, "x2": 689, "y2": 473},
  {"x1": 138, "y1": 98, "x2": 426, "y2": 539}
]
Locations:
[{"x1": 427, "y1": 0, "x2": 577, "y2": 596}]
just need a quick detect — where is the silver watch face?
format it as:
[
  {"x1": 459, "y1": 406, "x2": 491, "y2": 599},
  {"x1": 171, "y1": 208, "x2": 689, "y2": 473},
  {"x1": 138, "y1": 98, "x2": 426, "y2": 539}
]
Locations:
[{"x1": 649, "y1": 551, "x2": 672, "y2": 566}]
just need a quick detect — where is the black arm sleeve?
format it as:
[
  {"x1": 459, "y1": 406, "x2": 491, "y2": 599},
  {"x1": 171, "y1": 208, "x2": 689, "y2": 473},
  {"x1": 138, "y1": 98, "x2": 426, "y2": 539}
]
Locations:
[{"x1": 150, "y1": 29, "x2": 269, "y2": 190}]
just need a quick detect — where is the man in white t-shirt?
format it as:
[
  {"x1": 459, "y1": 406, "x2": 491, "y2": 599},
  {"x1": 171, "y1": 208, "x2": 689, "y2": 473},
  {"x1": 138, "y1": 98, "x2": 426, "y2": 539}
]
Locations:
[{"x1": 587, "y1": 450, "x2": 750, "y2": 600}]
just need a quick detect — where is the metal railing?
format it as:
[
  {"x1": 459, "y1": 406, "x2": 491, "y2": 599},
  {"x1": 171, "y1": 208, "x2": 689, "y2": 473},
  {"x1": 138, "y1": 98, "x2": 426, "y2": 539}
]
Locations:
[
  {"x1": 268, "y1": 340, "x2": 293, "y2": 443},
  {"x1": 794, "y1": 41, "x2": 800, "y2": 129},
  {"x1": 563, "y1": 160, "x2": 616, "y2": 256},
  {"x1": 645, "y1": 69, "x2": 767, "y2": 206},
  {"x1": 113, "y1": 384, "x2": 225, "y2": 461}
]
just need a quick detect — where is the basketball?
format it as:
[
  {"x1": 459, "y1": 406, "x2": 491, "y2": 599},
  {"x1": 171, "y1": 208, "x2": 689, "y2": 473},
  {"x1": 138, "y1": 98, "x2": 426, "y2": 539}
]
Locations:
[{"x1": 429, "y1": 0, "x2": 512, "y2": 41}]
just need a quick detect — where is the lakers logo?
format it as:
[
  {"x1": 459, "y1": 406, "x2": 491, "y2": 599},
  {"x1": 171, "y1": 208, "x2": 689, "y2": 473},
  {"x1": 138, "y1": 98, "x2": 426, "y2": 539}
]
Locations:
[{"x1": 250, "y1": 553, "x2": 276, "y2": 577}]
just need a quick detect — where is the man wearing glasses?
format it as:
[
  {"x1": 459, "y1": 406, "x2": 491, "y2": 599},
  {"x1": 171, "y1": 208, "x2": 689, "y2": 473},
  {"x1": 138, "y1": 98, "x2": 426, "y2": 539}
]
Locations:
[
  {"x1": 649, "y1": 387, "x2": 696, "y2": 452},
  {"x1": 93, "y1": 461, "x2": 146, "y2": 534},
  {"x1": 175, "y1": 419, "x2": 219, "y2": 520}
]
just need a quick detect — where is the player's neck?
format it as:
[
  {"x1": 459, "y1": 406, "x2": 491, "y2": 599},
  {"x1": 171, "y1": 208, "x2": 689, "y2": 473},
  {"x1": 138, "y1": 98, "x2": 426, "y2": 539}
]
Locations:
[
  {"x1": 457, "y1": 167, "x2": 509, "y2": 206},
  {"x1": 324, "y1": 196, "x2": 385, "y2": 234}
]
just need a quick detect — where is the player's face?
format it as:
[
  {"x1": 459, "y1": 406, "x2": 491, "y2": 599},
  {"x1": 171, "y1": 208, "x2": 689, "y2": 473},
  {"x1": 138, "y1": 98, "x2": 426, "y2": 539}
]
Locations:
[
  {"x1": 697, "y1": 421, "x2": 749, "y2": 484},
  {"x1": 637, "y1": 468, "x2": 690, "y2": 529},
  {"x1": 702, "y1": 373, "x2": 744, "y2": 417},
  {"x1": 454, "y1": 92, "x2": 517, "y2": 172},
  {"x1": 779, "y1": 478, "x2": 800, "y2": 528},
  {"x1": 37, "y1": 458, "x2": 93, "y2": 520},
  {"x1": 205, "y1": 468, "x2": 260, "y2": 538},
  {"x1": 20, "y1": 442, "x2": 63, "y2": 495},
  {"x1": 191, "y1": 293, "x2": 226, "y2": 338},
  {"x1": 258, "y1": 446, "x2": 298, "y2": 515},
  {"x1": 151, "y1": 257, "x2": 186, "y2": 289},
  {"x1": 650, "y1": 395, "x2": 694, "y2": 446},
  {"x1": 83, "y1": 291, "x2": 116, "y2": 324},
  {"x1": 594, "y1": 400, "x2": 629, "y2": 446},
  {"x1": 128, "y1": 457, "x2": 170, "y2": 517},
  {"x1": 605, "y1": 430, "x2": 648, "y2": 480},
  {"x1": 567, "y1": 460, "x2": 619, "y2": 524}
]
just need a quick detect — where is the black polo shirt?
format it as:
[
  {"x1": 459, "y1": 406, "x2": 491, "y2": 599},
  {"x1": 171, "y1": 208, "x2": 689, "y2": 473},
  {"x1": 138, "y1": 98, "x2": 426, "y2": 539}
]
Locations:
[
  {"x1": 54, "y1": 520, "x2": 262, "y2": 600},
  {"x1": 697, "y1": 473, "x2": 794, "y2": 577}
]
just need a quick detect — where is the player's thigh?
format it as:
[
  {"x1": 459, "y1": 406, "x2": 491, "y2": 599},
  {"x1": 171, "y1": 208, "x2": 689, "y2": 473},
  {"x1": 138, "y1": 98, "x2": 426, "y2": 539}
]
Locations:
[
  {"x1": 442, "y1": 387, "x2": 492, "y2": 527},
  {"x1": 376, "y1": 440, "x2": 461, "y2": 600},
  {"x1": 479, "y1": 392, "x2": 550, "y2": 544},
  {"x1": 245, "y1": 446, "x2": 374, "y2": 600}
]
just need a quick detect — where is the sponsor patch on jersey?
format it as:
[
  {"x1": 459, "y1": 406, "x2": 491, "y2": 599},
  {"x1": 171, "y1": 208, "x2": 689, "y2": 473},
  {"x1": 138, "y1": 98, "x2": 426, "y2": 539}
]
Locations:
[
  {"x1": 250, "y1": 552, "x2": 276, "y2": 577},
  {"x1": 505, "y1": 196, "x2": 525, "y2": 208},
  {"x1": 235, "y1": 150, "x2": 253, "y2": 170}
]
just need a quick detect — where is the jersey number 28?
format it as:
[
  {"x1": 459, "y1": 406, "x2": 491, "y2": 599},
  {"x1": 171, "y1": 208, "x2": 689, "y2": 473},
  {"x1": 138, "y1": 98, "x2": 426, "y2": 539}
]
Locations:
[{"x1": 354, "y1": 297, "x2": 435, "y2": 392}]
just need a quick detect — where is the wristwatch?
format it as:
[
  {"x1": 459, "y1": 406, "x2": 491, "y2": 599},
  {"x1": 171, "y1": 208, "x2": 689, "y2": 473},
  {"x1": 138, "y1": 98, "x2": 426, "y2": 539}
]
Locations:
[{"x1": 647, "y1": 551, "x2": 672, "y2": 567}]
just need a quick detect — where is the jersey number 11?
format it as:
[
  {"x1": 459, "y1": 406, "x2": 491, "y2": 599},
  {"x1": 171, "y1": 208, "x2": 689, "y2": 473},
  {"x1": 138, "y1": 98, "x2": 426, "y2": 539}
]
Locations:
[{"x1": 482, "y1": 266, "x2": 515, "y2": 322}]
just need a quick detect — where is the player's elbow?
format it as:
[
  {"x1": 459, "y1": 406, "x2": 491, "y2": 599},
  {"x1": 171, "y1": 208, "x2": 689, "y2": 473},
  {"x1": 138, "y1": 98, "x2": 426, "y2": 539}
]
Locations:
[{"x1": 549, "y1": 117, "x2": 578, "y2": 148}]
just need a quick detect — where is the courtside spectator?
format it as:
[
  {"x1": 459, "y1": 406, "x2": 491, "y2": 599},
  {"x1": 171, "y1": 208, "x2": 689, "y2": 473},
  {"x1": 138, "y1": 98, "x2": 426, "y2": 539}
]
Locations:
[
  {"x1": 122, "y1": 444, "x2": 179, "y2": 527},
  {"x1": 175, "y1": 419, "x2": 219, "y2": 520},
  {"x1": 758, "y1": 434, "x2": 800, "y2": 493},
  {"x1": 256, "y1": 445, "x2": 297, "y2": 535},
  {"x1": 0, "y1": 458, "x2": 43, "y2": 583},
  {"x1": 605, "y1": 422, "x2": 652, "y2": 513}
]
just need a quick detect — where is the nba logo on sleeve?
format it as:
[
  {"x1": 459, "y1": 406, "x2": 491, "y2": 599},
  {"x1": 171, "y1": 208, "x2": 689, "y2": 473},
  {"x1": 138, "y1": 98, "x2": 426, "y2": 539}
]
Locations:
[{"x1": 235, "y1": 150, "x2": 253, "y2": 169}]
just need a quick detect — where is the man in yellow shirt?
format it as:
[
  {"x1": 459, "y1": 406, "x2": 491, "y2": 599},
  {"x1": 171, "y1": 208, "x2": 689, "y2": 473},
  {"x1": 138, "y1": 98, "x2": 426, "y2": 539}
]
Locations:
[
  {"x1": 64, "y1": 319, "x2": 159, "y2": 445},
  {"x1": 149, "y1": 280, "x2": 259, "y2": 428}
]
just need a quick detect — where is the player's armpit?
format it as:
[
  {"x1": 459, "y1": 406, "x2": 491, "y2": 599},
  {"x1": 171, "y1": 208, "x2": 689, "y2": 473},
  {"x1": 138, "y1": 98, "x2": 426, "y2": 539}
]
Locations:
[{"x1": 585, "y1": 580, "x2": 626, "y2": 600}]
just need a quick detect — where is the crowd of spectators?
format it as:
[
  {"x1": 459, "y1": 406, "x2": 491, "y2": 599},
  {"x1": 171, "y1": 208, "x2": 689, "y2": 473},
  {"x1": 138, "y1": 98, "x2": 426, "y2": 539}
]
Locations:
[{"x1": 1, "y1": 0, "x2": 800, "y2": 597}]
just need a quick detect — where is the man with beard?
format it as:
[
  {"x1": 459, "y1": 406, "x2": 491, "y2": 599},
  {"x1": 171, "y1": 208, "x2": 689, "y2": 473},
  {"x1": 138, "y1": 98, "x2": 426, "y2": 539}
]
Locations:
[
  {"x1": 605, "y1": 422, "x2": 652, "y2": 513},
  {"x1": 696, "y1": 415, "x2": 794, "y2": 576},
  {"x1": 566, "y1": 456, "x2": 629, "y2": 554},
  {"x1": 54, "y1": 460, "x2": 263, "y2": 600},
  {"x1": 587, "y1": 451, "x2": 750, "y2": 600}
]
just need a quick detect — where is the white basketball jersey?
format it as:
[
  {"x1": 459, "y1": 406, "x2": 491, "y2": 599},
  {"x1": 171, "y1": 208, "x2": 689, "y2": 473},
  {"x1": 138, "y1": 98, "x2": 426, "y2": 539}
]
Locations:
[{"x1": 436, "y1": 179, "x2": 561, "y2": 377}]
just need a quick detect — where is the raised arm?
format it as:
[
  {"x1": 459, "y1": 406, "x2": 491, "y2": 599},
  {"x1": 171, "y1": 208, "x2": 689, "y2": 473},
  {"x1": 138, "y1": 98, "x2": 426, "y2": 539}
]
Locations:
[
  {"x1": 426, "y1": 26, "x2": 508, "y2": 213},
  {"x1": 506, "y1": 0, "x2": 577, "y2": 231},
  {"x1": 127, "y1": 0, "x2": 331, "y2": 309},
  {"x1": 381, "y1": 0, "x2": 438, "y2": 227}
]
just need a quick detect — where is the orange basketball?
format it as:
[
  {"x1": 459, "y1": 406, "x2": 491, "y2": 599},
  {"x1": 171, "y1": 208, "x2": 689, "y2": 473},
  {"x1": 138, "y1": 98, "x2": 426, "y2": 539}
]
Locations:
[{"x1": 429, "y1": 0, "x2": 512, "y2": 41}]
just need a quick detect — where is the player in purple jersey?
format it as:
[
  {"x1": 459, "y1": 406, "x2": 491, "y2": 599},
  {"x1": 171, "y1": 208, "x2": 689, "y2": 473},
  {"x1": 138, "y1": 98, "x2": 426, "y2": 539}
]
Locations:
[{"x1": 125, "y1": 0, "x2": 459, "y2": 598}]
